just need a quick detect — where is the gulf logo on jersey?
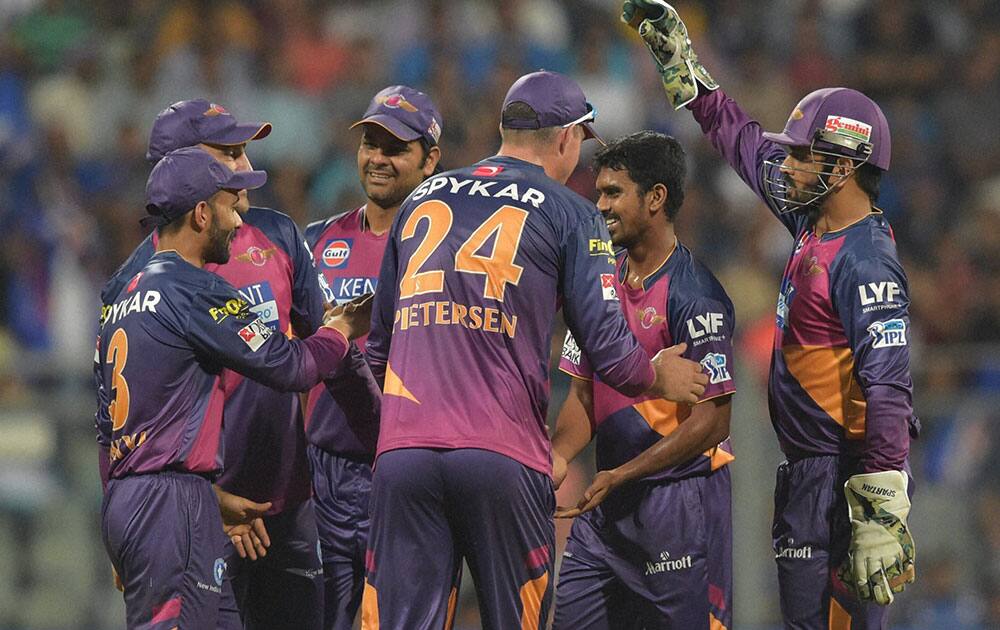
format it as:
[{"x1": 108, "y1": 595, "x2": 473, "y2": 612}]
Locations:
[{"x1": 322, "y1": 239, "x2": 352, "y2": 268}]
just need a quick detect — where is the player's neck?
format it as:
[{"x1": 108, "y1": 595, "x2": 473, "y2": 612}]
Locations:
[
  {"x1": 156, "y1": 231, "x2": 207, "y2": 268},
  {"x1": 497, "y1": 145, "x2": 561, "y2": 181},
  {"x1": 814, "y1": 185, "x2": 875, "y2": 236},
  {"x1": 363, "y1": 202, "x2": 396, "y2": 236},
  {"x1": 626, "y1": 224, "x2": 676, "y2": 288}
]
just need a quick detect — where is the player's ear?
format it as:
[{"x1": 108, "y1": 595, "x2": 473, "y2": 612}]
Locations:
[
  {"x1": 422, "y1": 145, "x2": 441, "y2": 177},
  {"x1": 646, "y1": 183, "x2": 668, "y2": 216},
  {"x1": 192, "y1": 200, "x2": 211, "y2": 233},
  {"x1": 831, "y1": 157, "x2": 856, "y2": 190}
]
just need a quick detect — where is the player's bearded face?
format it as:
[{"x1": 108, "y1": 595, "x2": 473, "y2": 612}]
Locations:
[
  {"x1": 358, "y1": 126, "x2": 431, "y2": 210},
  {"x1": 204, "y1": 193, "x2": 242, "y2": 265},
  {"x1": 596, "y1": 168, "x2": 645, "y2": 250}
]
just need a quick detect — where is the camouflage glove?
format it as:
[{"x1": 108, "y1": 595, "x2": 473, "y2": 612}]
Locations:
[
  {"x1": 838, "y1": 471, "x2": 916, "y2": 605},
  {"x1": 621, "y1": 0, "x2": 718, "y2": 109}
]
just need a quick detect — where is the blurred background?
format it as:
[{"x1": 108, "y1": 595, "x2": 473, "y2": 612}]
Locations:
[{"x1": 0, "y1": 0, "x2": 998, "y2": 628}]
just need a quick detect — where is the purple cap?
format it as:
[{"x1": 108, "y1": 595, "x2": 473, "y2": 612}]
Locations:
[
  {"x1": 145, "y1": 147, "x2": 267, "y2": 225},
  {"x1": 146, "y1": 99, "x2": 272, "y2": 163},
  {"x1": 762, "y1": 87, "x2": 891, "y2": 170},
  {"x1": 501, "y1": 70, "x2": 602, "y2": 143},
  {"x1": 350, "y1": 85, "x2": 443, "y2": 146}
]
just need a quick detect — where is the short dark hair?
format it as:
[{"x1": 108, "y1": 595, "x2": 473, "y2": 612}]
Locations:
[
  {"x1": 854, "y1": 162, "x2": 882, "y2": 202},
  {"x1": 592, "y1": 131, "x2": 686, "y2": 221}
]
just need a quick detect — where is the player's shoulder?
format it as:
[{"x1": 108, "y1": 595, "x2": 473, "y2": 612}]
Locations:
[
  {"x1": 101, "y1": 232, "x2": 156, "y2": 305},
  {"x1": 666, "y1": 242, "x2": 733, "y2": 310},
  {"x1": 243, "y1": 205, "x2": 304, "y2": 245},
  {"x1": 837, "y1": 212, "x2": 905, "y2": 275}
]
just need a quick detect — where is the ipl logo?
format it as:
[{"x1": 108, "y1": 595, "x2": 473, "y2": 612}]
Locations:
[
  {"x1": 868, "y1": 319, "x2": 907, "y2": 348},
  {"x1": 213, "y1": 558, "x2": 226, "y2": 586},
  {"x1": 700, "y1": 353, "x2": 732, "y2": 384}
]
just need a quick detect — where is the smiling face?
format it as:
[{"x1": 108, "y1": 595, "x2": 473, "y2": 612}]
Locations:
[
  {"x1": 357, "y1": 124, "x2": 437, "y2": 211},
  {"x1": 595, "y1": 166, "x2": 653, "y2": 250}
]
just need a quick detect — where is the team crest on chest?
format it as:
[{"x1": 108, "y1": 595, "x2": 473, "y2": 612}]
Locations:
[
  {"x1": 637, "y1": 306, "x2": 667, "y2": 329},
  {"x1": 236, "y1": 246, "x2": 276, "y2": 267}
]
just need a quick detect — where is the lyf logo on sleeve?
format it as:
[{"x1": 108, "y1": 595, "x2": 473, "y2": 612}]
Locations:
[{"x1": 868, "y1": 319, "x2": 907, "y2": 348}]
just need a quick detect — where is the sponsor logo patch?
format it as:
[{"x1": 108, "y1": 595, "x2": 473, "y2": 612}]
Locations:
[
  {"x1": 561, "y1": 331, "x2": 582, "y2": 366},
  {"x1": 472, "y1": 165, "x2": 504, "y2": 177},
  {"x1": 600, "y1": 274, "x2": 618, "y2": 301},
  {"x1": 868, "y1": 318, "x2": 907, "y2": 348},
  {"x1": 322, "y1": 239, "x2": 352, "y2": 268},
  {"x1": 238, "y1": 318, "x2": 273, "y2": 352},
  {"x1": 377, "y1": 93, "x2": 418, "y2": 112},
  {"x1": 238, "y1": 282, "x2": 279, "y2": 331},
  {"x1": 700, "y1": 352, "x2": 732, "y2": 385},
  {"x1": 213, "y1": 558, "x2": 226, "y2": 586},
  {"x1": 209, "y1": 298, "x2": 252, "y2": 324},
  {"x1": 776, "y1": 279, "x2": 795, "y2": 330},
  {"x1": 645, "y1": 551, "x2": 692, "y2": 575},
  {"x1": 824, "y1": 115, "x2": 872, "y2": 143}
]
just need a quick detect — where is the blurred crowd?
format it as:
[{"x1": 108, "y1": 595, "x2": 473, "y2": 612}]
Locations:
[{"x1": 0, "y1": 0, "x2": 998, "y2": 628}]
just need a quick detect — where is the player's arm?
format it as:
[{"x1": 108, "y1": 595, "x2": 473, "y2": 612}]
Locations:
[
  {"x1": 551, "y1": 332, "x2": 598, "y2": 488},
  {"x1": 287, "y1": 219, "x2": 331, "y2": 337},
  {"x1": 94, "y1": 324, "x2": 112, "y2": 492},
  {"x1": 833, "y1": 253, "x2": 917, "y2": 604},
  {"x1": 559, "y1": 211, "x2": 706, "y2": 402},
  {"x1": 186, "y1": 282, "x2": 369, "y2": 392},
  {"x1": 622, "y1": 1, "x2": 794, "y2": 229}
]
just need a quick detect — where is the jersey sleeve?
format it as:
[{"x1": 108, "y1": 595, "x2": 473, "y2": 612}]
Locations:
[
  {"x1": 669, "y1": 295, "x2": 737, "y2": 401},
  {"x1": 833, "y1": 254, "x2": 915, "y2": 472},
  {"x1": 185, "y1": 281, "x2": 349, "y2": 392},
  {"x1": 93, "y1": 324, "x2": 111, "y2": 491},
  {"x1": 558, "y1": 330, "x2": 594, "y2": 380},
  {"x1": 559, "y1": 211, "x2": 653, "y2": 396},
  {"x1": 687, "y1": 89, "x2": 807, "y2": 236},
  {"x1": 365, "y1": 218, "x2": 401, "y2": 387},
  {"x1": 286, "y1": 219, "x2": 330, "y2": 336}
]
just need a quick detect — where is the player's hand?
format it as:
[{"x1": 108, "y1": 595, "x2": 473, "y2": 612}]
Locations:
[
  {"x1": 215, "y1": 487, "x2": 272, "y2": 560},
  {"x1": 837, "y1": 471, "x2": 916, "y2": 605},
  {"x1": 555, "y1": 469, "x2": 622, "y2": 519},
  {"x1": 621, "y1": 0, "x2": 718, "y2": 109},
  {"x1": 551, "y1": 453, "x2": 569, "y2": 490},
  {"x1": 226, "y1": 518, "x2": 271, "y2": 561},
  {"x1": 323, "y1": 293, "x2": 374, "y2": 340},
  {"x1": 648, "y1": 343, "x2": 707, "y2": 404}
]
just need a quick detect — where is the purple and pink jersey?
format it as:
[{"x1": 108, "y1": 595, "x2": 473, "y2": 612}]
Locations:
[
  {"x1": 366, "y1": 156, "x2": 655, "y2": 475},
  {"x1": 97, "y1": 207, "x2": 331, "y2": 510},
  {"x1": 97, "y1": 250, "x2": 348, "y2": 480},
  {"x1": 560, "y1": 242, "x2": 736, "y2": 481},
  {"x1": 688, "y1": 89, "x2": 916, "y2": 471},
  {"x1": 304, "y1": 206, "x2": 385, "y2": 457}
]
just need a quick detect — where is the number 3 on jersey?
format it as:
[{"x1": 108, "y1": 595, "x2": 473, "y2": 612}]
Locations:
[
  {"x1": 106, "y1": 328, "x2": 131, "y2": 431},
  {"x1": 399, "y1": 200, "x2": 528, "y2": 302}
]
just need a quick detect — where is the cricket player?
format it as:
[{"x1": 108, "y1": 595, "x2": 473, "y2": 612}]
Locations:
[
  {"x1": 623, "y1": 2, "x2": 919, "y2": 628},
  {"x1": 551, "y1": 131, "x2": 736, "y2": 629},
  {"x1": 304, "y1": 85, "x2": 442, "y2": 630},
  {"x1": 361, "y1": 70, "x2": 709, "y2": 629},
  {"x1": 96, "y1": 99, "x2": 356, "y2": 628},
  {"x1": 98, "y1": 147, "x2": 369, "y2": 630}
]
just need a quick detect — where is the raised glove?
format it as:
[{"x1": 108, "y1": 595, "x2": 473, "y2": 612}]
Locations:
[
  {"x1": 621, "y1": 0, "x2": 718, "y2": 109},
  {"x1": 839, "y1": 470, "x2": 916, "y2": 605}
]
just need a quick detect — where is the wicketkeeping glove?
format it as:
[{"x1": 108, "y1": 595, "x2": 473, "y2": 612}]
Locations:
[
  {"x1": 621, "y1": 0, "x2": 718, "y2": 109},
  {"x1": 838, "y1": 470, "x2": 916, "y2": 605}
]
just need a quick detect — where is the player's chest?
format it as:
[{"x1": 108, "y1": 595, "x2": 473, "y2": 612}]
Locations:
[
  {"x1": 210, "y1": 237, "x2": 293, "y2": 333},
  {"x1": 314, "y1": 234, "x2": 385, "y2": 302},
  {"x1": 620, "y1": 280, "x2": 673, "y2": 353},
  {"x1": 776, "y1": 233, "x2": 842, "y2": 335}
]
